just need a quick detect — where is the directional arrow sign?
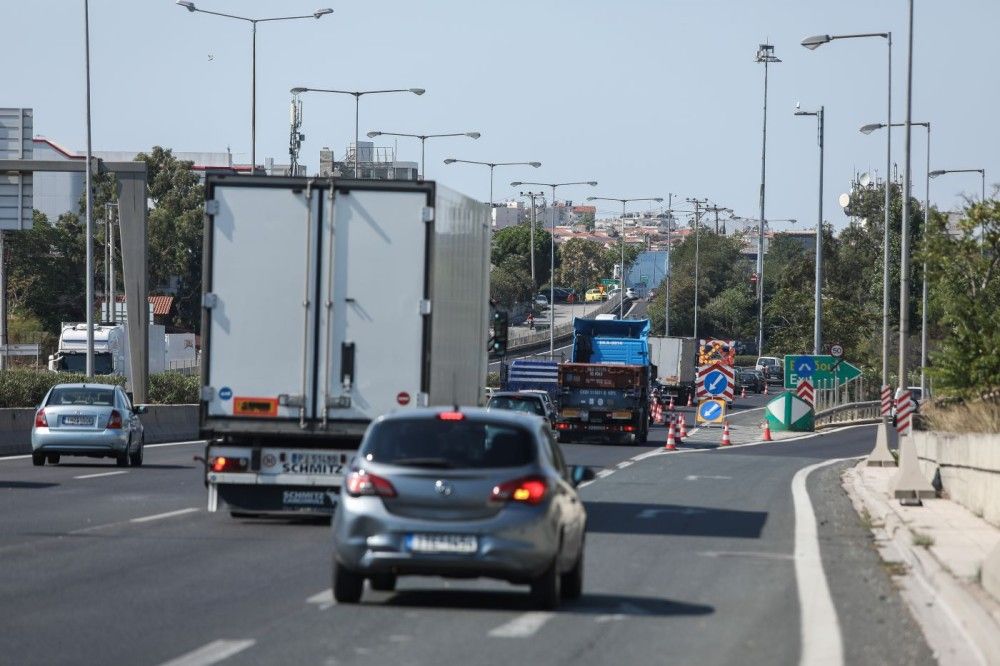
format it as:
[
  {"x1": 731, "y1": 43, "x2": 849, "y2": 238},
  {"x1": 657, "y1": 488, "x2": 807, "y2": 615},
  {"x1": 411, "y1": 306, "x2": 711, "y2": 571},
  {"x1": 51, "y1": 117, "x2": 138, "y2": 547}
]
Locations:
[
  {"x1": 697, "y1": 398, "x2": 727, "y2": 424},
  {"x1": 704, "y1": 369, "x2": 728, "y2": 396},
  {"x1": 784, "y1": 355, "x2": 861, "y2": 389}
]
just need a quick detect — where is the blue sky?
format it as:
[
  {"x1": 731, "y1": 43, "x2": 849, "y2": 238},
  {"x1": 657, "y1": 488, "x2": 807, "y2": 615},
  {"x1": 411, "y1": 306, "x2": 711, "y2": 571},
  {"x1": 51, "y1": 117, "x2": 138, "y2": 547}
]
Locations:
[{"x1": 6, "y1": 0, "x2": 998, "y2": 230}]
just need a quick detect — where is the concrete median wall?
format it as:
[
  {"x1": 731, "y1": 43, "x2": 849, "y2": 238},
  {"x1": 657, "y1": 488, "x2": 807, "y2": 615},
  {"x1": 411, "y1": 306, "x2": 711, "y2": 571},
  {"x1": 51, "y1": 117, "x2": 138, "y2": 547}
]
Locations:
[
  {"x1": 915, "y1": 431, "x2": 1000, "y2": 527},
  {"x1": 0, "y1": 405, "x2": 200, "y2": 457}
]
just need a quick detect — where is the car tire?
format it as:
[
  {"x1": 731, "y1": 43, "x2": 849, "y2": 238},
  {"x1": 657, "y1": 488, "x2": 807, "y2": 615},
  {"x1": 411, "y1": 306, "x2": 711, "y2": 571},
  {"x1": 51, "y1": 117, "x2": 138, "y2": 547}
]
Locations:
[
  {"x1": 530, "y1": 557, "x2": 561, "y2": 610},
  {"x1": 129, "y1": 438, "x2": 144, "y2": 467},
  {"x1": 561, "y1": 539, "x2": 584, "y2": 600},
  {"x1": 47, "y1": 454, "x2": 61, "y2": 464},
  {"x1": 333, "y1": 562, "x2": 364, "y2": 604},
  {"x1": 369, "y1": 574, "x2": 397, "y2": 592},
  {"x1": 115, "y1": 444, "x2": 130, "y2": 467},
  {"x1": 32, "y1": 452, "x2": 45, "y2": 466}
]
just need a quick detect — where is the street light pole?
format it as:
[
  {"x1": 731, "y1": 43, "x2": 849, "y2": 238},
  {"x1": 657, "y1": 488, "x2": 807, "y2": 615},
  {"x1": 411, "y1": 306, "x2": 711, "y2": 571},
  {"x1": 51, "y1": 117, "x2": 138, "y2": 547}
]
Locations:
[
  {"x1": 795, "y1": 106, "x2": 825, "y2": 355},
  {"x1": 444, "y1": 159, "x2": 542, "y2": 224},
  {"x1": 755, "y1": 43, "x2": 780, "y2": 356},
  {"x1": 511, "y1": 180, "x2": 598, "y2": 354},
  {"x1": 519, "y1": 191, "x2": 544, "y2": 288},
  {"x1": 368, "y1": 132, "x2": 480, "y2": 179},
  {"x1": 84, "y1": 0, "x2": 94, "y2": 375},
  {"x1": 177, "y1": 2, "x2": 333, "y2": 171},
  {"x1": 802, "y1": 29, "x2": 891, "y2": 387},
  {"x1": 899, "y1": 0, "x2": 915, "y2": 393},
  {"x1": 587, "y1": 196, "x2": 664, "y2": 319}
]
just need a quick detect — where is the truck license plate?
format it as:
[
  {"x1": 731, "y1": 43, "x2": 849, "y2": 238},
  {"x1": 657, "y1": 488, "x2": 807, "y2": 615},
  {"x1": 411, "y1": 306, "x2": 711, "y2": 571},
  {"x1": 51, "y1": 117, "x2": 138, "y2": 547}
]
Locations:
[
  {"x1": 406, "y1": 534, "x2": 478, "y2": 554},
  {"x1": 260, "y1": 449, "x2": 345, "y2": 476}
]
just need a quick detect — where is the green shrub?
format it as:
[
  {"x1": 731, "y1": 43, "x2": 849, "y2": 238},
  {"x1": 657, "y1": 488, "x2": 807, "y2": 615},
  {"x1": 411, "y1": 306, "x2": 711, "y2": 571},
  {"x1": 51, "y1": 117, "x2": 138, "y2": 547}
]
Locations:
[
  {"x1": 148, "y1": 372, "x2": 200, "y2": 404},
  {"x1": 0, "y1": 370, "x2": 125, "y2": 408}
]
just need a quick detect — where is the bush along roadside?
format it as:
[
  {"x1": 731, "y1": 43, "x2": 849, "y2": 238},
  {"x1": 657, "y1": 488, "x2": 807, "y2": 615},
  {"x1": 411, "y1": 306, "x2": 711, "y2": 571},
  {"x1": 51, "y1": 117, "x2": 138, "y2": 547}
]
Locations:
[{"x1": 0, "y1": 369, "x2": 198, "y2": 407}]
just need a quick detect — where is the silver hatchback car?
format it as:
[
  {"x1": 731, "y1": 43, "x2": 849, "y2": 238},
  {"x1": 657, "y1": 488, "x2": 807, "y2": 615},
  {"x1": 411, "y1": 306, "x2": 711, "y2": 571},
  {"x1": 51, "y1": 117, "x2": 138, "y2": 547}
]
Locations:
[
  {"x1": 31, "y1": 383, "x2": 147, "y2": 467},
  {"x1": 331, "y1": 407, "x2": 591, "y2": 609}
]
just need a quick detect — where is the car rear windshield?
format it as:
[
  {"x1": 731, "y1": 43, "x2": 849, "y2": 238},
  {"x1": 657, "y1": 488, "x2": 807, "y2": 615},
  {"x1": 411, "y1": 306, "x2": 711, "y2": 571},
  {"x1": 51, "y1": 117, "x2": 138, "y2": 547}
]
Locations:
[
  {"x1": 361, "y1": 419, "x2": 536, "y2": 469},
  {"x1": 487, "y1": 396, "x2": 546, "y2": 416},
  {"x1": 47, "y1": 387, "x2": 116, "y2": 407}
]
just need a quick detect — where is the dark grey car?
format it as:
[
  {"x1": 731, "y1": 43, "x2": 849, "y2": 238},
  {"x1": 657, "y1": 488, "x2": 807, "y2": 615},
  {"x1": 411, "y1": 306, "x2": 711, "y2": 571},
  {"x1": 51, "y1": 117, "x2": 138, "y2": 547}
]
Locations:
[{"x1": 331, "y1": 407, "x2": 590, "y2": 609}]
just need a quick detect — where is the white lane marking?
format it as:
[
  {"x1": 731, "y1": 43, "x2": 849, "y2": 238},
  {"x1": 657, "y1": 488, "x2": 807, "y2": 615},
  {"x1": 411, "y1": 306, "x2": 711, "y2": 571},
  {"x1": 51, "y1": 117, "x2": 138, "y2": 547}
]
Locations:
[
  {"x1": 595, "y1": 469, "x2": 615, "y2": 478},
  {"x1": 130, "y1": 507, "x2": 200, "y2": 523},
  {"x1": 488, "y1": 611, "x2": 554, "y2": 638},
  {"x1": 684, "y1": 474, "x2": 732, "y2": 481},
  {"x1": 793, "y1": 457, "x2": 854, "y2": 666},
  {"x1": 615, "y1": 461, "x2": 633, "y2": 469},
  {"x1": 146, "y1": 440, "x2": 206, "y2": 449},
  {"x1": 74, "y1": 470, "x2": 128, "y2": 480},
  {"x1": 158, "y1": 639, "x2": 255, "y2": 666},
  {"x1": 0, "y1": 453, "x2": 31, "y2": 461},
  {"x1": 307, "y1": 588, "x2": 335, "y2": 611}
]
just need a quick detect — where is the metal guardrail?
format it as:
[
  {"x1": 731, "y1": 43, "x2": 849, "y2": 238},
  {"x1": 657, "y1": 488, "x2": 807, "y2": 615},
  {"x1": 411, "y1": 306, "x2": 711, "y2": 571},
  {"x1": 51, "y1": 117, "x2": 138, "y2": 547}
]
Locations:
[
  {"x1": 814, "y1": 400, "x2": 882, "y2": 429},
  {"x1": 505, "y1": 295, "x2": 625, "y2": 352}
]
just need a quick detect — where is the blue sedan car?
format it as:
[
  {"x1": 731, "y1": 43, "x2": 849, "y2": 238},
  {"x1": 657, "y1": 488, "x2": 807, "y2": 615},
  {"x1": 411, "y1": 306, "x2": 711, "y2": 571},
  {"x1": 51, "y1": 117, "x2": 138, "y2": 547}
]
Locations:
[{"x1": 31, "y1": 383, "x2": 147, "y2": 467}]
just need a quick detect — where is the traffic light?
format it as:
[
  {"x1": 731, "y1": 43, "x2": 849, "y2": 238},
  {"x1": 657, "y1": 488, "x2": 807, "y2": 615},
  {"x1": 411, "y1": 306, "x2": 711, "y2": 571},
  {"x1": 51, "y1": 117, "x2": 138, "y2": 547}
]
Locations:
[{"x1": 491, "y1": 311, "x2": 509, "y2": 355}]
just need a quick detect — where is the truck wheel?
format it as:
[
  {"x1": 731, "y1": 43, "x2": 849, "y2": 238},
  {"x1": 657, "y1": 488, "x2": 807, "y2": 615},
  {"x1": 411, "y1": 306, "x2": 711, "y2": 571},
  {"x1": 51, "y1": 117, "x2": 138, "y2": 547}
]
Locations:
[
  {"x1": 32, "y1": 452, "x2": 45, "y2": 466},
  {"x1": 556, "y1": 432, "x2": 570, "y2": 444},
  {"x1": 333, "y1": 561, "x2": 364, "y2": 604},
  {"x1": 636, "y1": 429, "x2": 648, "y2": 444}
]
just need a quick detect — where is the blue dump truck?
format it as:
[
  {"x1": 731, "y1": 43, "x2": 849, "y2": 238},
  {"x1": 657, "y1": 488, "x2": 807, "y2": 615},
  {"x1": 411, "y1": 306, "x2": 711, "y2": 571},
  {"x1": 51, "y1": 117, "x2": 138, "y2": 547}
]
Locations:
[{"x1": 555, "y1": 318, "x2": 651, "y2": 444}]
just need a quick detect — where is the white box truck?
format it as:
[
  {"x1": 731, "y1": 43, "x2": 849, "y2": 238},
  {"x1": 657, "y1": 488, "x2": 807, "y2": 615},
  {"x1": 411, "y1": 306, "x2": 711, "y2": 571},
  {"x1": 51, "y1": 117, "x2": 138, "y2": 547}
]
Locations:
[
  {"x1": 200, "y1": 175, "x2": 490, "y2": 515},
  {"x1": 648, "y1": 336, "x2": 697, "y2": 405},
  {"x1": 49, "y1": 322, "x2": 166, "y2": 384}
]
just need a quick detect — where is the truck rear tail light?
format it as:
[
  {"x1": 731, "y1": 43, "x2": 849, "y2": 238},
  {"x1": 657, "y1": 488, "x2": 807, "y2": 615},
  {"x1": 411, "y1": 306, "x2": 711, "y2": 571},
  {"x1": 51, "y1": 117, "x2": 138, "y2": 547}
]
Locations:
[
  {"x1": 34, "y1": 409, "x2": 48, "y2": 428},
  {"x1": 106, "y1": 410, "x2": 123, "y2": 429},
  {"x1": 209, "y1": 456, "x2": 249, "y2": 473},
  {"x1": 555, "y1": 422, "x2": 571, "y2": 431},
  {"x1": 623, "y1": 425, "x2": 636, "y2": 433},
  {"x1": 491, "y1": 476, "x2": 548, "y2": 505},
  {"x1": 345, "y1": 470, "x2": 397, "y2": 498}
]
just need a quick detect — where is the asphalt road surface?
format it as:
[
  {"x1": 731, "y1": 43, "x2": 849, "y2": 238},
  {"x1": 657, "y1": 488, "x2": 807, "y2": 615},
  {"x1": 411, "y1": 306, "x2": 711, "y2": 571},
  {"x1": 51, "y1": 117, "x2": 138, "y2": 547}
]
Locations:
[{"x1": 1, "y1": 423, "x2": 932, "y2": 666}]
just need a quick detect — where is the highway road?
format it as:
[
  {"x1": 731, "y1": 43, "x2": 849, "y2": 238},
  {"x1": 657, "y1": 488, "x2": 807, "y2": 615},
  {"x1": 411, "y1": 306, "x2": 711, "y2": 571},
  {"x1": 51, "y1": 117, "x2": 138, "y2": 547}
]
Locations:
[{"x1": 0, "y1": 415, "x2": 932, "y2": 666}]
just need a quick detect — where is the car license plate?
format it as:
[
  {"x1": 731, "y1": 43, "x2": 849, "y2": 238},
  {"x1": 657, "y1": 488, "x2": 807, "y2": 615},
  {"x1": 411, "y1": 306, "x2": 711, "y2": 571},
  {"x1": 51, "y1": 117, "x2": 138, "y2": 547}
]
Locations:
[
  {"x1": 406, "y1": 534, "x2": 478, "y2": 554},
  {"x1": 62, "y1": 415, "x2": 94, "y2": 426}
]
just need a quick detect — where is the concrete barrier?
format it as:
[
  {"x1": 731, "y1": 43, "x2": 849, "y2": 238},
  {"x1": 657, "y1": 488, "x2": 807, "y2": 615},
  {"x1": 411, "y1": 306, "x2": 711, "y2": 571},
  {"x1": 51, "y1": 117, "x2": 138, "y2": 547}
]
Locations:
[
  {"x1": 0, "y1": 405, "x2": 200, "y2": 457},
  {"x1": 914, "y1": 431, "x2": 1000, "y2": 527}
]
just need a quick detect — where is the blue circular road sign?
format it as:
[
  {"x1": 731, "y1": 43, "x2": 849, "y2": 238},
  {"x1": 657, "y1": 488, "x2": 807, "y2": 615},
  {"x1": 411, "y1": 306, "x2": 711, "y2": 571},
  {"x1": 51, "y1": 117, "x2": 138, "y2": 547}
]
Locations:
[
  {"x1": 698, "y1": 400, "x2": 723, "y2": 421},
  {"x1": 219, "y1": 386, "x2": 233, "y2": 401},
  {"x1": 704, "y1": 370, "x2": 729, "y2": 396}
]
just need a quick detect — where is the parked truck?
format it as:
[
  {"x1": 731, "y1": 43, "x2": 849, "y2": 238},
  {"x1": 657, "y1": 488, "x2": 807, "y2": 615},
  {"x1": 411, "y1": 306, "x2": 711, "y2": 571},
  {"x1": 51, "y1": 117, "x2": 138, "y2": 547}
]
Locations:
[
  {"x1": 199, "y1": 175, "x2": 489, "y2": 515},
  {"x1": 648, "y1": 336, "x2": 697, "y2": 405},
  {"x1": 555, "y1": 318, "x2": 651, "y2": 444},
  {"x1": 49, "y1": 322, "x2": 166, "y2": 386}
]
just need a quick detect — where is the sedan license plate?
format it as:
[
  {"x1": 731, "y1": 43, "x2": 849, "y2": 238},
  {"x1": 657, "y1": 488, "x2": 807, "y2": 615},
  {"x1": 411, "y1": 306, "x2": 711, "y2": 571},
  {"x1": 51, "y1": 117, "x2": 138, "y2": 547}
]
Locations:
[
  {"x1": 406, "y1": 534, "x2": 478, "y2": 554},
  {"x1": 62, "y1": 415, "x2": 95, "y2": 426}
]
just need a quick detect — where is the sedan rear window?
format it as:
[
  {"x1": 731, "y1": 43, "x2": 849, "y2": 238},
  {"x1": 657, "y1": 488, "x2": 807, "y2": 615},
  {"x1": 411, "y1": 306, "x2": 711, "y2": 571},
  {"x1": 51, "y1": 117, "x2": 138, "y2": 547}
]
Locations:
[
  {"x1": 47, "y1": 387, "x2": 116, "y2": 406},
  {"x1": 362, "y1": 420, "x2": 536, "y2": 469},
  {"x1": 487, "y1": 396, "x2": 546, "y2": 416}
]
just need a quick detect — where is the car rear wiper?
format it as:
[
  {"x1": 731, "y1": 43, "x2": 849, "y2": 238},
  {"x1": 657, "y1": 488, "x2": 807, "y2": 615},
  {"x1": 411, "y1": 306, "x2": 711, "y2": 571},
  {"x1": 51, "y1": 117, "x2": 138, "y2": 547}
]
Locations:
[{"x1": 390, "y1": 457, "x2": 459, "y2": 469}]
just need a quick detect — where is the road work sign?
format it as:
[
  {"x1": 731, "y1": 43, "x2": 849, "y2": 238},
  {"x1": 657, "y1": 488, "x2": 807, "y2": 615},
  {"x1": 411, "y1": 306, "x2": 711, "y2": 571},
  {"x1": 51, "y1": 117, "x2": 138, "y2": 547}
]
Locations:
[
  {"x1": 765, "y1": 391, "x2": 814, "y2": 432},
  {"x1": 696, "y1": 398, "x2": 727, "y2": 424},
  {"x1": 783, "y1": 355, "x2": 860, "y2": 389},
  {"x1": 696, "y1": 363, "x2": 734, "y2": 403}
]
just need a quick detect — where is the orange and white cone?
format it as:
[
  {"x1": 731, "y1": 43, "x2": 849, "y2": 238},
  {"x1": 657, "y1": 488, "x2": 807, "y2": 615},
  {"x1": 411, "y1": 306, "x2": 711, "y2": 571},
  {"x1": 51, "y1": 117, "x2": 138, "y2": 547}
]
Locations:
[
  {"x1": 741, "y1": 386, "x2": 746, "y2": 399},
  {"x1": 686, "y1": 394, "x2": 693, "y2": 407},
  {"x1": 668, "y1": 396, "x2": 675, "y2": 412},
  {"x1": 720, "y1": 421, "x2": 732, "y2": 447},
  {"x1": 678, "y1": 414, "x2": 688, "y2": 439},
  {"x1": 762, "y1": 421, "x2": 773, "y2": 442},
  {"x1": 653, "y1": 401, "x2": 662, "y2": 425},
  {"x1": 763, "y1": 383, "x2": 769, "y2": 396},
  {"x1": 664, "y1": 419, "x2": 677, "y2": 450}
]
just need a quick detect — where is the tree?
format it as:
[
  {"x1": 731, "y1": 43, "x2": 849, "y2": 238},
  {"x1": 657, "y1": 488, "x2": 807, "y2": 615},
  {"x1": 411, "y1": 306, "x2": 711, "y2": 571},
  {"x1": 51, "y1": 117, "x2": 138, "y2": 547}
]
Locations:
[
  {"x1": 134, "y1": 147, "x2": 205, "y2": 331},
  {"x1": 489, "y1": 256, "x2": 534, "y2": 308},
  {"x1": 491, "y1": 222, "x2": 553, "y2": 289},
  {"x1": 557, "y1": 237, "x2": 606, "y2": 294}
]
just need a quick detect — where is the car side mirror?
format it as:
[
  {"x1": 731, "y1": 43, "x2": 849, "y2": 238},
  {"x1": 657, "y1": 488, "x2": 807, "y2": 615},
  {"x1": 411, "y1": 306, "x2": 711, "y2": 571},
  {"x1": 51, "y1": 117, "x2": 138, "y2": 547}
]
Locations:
[{"x1": 569, "y1": 465, "x2": 596, "y2": 487}]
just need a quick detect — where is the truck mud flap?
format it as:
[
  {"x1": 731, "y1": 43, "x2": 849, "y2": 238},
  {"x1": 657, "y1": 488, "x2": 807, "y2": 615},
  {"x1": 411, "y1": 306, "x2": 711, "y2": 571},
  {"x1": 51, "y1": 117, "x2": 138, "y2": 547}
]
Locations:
[{"x1": 217, "y1": 484, "x2": 340, "y2": 515}]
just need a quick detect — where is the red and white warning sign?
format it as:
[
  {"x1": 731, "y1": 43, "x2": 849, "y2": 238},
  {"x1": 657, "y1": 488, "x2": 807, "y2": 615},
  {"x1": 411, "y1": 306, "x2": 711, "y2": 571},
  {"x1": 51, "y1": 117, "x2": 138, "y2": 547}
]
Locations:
[
  {"x1": 696, "y1": 363, "x2": 735, "y2": 403},
  {"x1": 880, "y1": 385, "x2": 893, "y2": 417},
  {"x1": 396, "y1": 392, "x2": 411, "y2": 406},
  {"x1": 796, "y1": 378, "x2": 814, "y2": 407},
  {"x1": 895, "y1": 390, "x2": 915, "y2": 436}
]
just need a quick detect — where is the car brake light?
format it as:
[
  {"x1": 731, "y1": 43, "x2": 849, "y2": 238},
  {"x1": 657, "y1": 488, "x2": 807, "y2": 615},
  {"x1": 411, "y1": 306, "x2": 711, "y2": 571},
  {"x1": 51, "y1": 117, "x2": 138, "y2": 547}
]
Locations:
[
  {"x1": 491, "y1": 476, "x2": 548, "y2": 505},
  {"x1": 555, "y1": 422, "x2": 571, "y2": 430},
  {"x1": 438, "y1": 411, "x2": 464, "y2": 421},
  {"x1": 106, "y1": 410, "x2": 123, "y2": 429},
  {"x1": 345, "y1": 470, "x2": 397, "y2": 498},
  {"x1": 209, "y1": 456, "x2": 249, "y2": 473},
  {"x1": 35, "y1": 409, "x2": 48, "y2": 428}
]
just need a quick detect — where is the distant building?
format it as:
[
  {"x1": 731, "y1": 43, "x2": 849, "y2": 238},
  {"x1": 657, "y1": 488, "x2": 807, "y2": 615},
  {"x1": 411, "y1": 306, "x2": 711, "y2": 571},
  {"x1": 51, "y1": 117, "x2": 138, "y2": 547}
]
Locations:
[
  {"x1": 493, "y1": 200, "x2": 528, "y2": 230},
  {"x1": 319, "y1": 142, "x2": 418, "y2": 180}
]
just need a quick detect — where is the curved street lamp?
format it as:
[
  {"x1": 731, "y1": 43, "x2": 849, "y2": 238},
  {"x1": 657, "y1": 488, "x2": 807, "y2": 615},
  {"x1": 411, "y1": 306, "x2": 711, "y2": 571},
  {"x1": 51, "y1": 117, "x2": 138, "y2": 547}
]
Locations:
[
  {"x1": 291, "y1": 87, "x2": 425, "y2": 178},
  {"x1": 366, "y1": 131, "x2": 480, "y2": 178},
  {"x1": 442, "y1": 159, "x2": 541, "y2": 211}
]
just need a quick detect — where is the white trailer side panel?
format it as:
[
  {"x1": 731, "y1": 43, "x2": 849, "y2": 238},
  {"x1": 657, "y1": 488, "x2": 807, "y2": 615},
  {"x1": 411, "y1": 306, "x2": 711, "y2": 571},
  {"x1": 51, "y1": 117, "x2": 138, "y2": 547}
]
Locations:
[{"x1": 204, "y1": 184, "x2": 320, "y2": 420}]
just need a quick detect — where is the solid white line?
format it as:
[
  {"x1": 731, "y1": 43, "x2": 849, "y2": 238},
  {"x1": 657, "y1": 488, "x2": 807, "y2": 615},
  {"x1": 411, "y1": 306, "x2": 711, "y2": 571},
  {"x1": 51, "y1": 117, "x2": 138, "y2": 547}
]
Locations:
[
  {"x1": 158, "y1": 639, "x2": 255, "y2": 666},
  {"x1": 130, "y1": 507, "x2": 200, "y2": 523},
  {"x1": 74, "y1": 470, "x2": 128, "y2": 480},
  {"x1": 792, "y1": 457, "x2": 851, "y2": 666},
  {"x1": 146, "y1": 440, "x2": 205, "y2": 449},
  {"x1": 488, "y1": 611, "x2": 554, "y2": 638}
]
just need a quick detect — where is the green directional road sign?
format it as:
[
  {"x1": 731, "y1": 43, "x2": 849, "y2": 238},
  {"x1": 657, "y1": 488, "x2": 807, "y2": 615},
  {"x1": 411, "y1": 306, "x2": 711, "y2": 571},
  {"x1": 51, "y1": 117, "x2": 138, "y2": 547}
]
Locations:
[
  {"x1": 765, "y1": 391, "x2": 815, "y2": 432},
  {"x1": 783, "y1": 354, "x2": 861, "y2": 389}
]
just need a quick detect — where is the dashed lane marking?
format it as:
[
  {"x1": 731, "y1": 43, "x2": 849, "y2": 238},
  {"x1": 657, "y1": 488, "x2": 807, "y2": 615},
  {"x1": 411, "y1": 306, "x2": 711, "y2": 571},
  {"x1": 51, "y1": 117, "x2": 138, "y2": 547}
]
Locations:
[
  {"x1": 307, "y1": 588, "x2": 335, "y2": 611},
  {"x1": 158, "y1": 639, "x2": 256, "y2": 666},
  {"x1": 74, "y1": 470, "x2": 128, "y2": 480},
  {"x1": 488, "y1": 611, "x2": 554, "y2": 638},
  {"x1": 130, "y1": 507, "x2": 200, "y2": 524}
]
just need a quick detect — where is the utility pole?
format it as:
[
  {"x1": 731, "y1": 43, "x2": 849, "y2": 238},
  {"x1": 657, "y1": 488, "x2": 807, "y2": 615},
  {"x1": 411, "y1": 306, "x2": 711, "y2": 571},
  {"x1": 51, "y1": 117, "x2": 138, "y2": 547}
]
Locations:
[
  {"x1": 704, "y1": 204, "x2": 731, "y2": 234},
  {"x1": 665, "y1": 193, "x2": 672, "y2": 337},
  {"x1": 686, "y1": 198, "x2": 708, "y2": 339},
  {"x1": 755, "y1": 43, "x2": 781, "y2": 356},
  {"x1": 520, "y1": 191, "x2": 544, "y2": 289}
]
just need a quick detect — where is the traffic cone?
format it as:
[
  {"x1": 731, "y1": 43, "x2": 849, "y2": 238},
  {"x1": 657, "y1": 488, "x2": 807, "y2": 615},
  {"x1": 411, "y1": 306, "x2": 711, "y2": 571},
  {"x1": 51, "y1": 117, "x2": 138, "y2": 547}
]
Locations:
[
  {"x1": 763, "y1": 383, "x2": 769, "y2": 396},
  {"x1": 653, "y1": 401, "x2": 662, "y2": 425},
  {"x1": 686, "y1": 394, "x2": 693, "y2": 407},
  {"x1": 762, "y1": 421, "x2": 773, "y2": 442},
  {"x1": 668, "y1": 396, "x2": 675, "y2": 412},
  {"x1": 678, "y1": 414, "x2": 688, "y2": 439},
  {"x1": 741, "y1": 386, "x2": 746, "y2": 399},
  {"x1": 664, "y1": 420, "x2": 677, "y2": 450},
  {"x1": 720, "y1": 421, "x2": 731, "y2": 446}
]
